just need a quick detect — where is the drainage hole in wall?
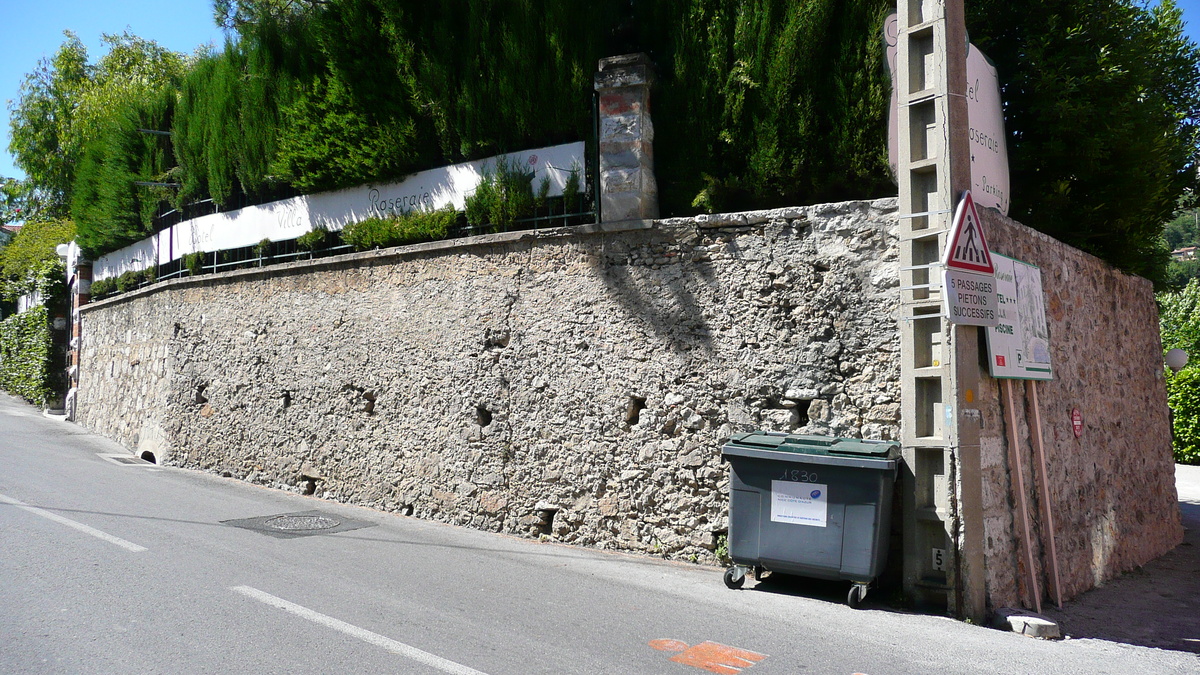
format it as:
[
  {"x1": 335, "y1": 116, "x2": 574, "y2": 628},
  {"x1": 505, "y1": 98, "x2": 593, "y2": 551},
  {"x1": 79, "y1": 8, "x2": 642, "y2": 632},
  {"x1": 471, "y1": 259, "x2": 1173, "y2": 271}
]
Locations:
[
  {"x1": 535, "y1": 508, "x2": 557, "y2": 537},
  {"x1": 139, "y1": 451, "x2": 157, "y2": 464},
  {"x1": 477, "y1": 405, "x2": 493, "y2": 427},
  {"x1": 363, "y1": 391, "x2": 376, "y2": 414},
  {"x1": 626, "y1": 396, "x2": 647, "y2": 425},
  {"x1": 302, "y1": 478, "x2": 317, "y2": 495},
  {"x1": 195, "y1": 384, "x2": 209, "y2": 405},
  {"x1": 794, "y1": 399, "x2": 812, "y2": 420},
  {"x1": 281, "y1": 391, "x2": 292, "y2": 408},
  {"x1": 401, "y1": 504, "x2": 414, "y2": 516}
]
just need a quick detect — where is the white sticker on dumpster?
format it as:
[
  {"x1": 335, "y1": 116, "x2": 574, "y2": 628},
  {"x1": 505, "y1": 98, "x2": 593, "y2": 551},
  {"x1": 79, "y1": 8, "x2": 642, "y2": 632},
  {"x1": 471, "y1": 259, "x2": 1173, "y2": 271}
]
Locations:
[{"x1": 770, "y1": 481, "x2": 828, "y2": 527}]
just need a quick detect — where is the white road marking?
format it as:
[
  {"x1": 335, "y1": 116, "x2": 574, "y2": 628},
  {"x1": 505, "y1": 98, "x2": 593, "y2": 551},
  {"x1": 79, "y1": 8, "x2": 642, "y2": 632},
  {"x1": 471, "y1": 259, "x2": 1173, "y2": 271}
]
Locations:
[
  {"x1": 0, "y1": 492, "x2": 147, "y2": 553},
  {"x1": 231, "y1": 585, "x2": 489, "y2": 675}
]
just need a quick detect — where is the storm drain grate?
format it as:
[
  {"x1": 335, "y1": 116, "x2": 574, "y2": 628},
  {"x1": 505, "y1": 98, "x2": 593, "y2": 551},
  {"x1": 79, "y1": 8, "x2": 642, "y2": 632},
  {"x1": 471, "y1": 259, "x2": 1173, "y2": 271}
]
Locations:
[
  {"x1": 221, "y1": 510, "x2": 375, "y2": 539},
  {"x1": 97, "y1": 453, "x2": 154, "y2": 466}
]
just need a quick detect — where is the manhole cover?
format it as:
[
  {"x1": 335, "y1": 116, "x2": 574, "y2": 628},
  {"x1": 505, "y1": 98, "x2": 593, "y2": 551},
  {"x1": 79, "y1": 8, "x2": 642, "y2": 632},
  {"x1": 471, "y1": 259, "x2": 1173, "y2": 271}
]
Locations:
[
  {"x1": 264, "y1": 514, "x2": 340, "y2": 531},
  {"x1": 222, "y1": 510, "x2": 374, "y2": 539}
]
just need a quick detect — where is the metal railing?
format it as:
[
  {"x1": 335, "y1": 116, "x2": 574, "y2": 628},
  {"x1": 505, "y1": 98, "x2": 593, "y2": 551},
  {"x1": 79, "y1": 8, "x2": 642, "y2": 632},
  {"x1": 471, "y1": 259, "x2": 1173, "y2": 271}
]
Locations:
[{"x1": 109, "y1": 194, "x2": 597, "y2": 297}]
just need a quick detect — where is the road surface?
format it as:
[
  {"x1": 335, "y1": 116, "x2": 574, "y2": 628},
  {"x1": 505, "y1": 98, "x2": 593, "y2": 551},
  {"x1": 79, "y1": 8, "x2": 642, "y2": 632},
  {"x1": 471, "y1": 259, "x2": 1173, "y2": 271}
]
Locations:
[{"x1": 1, "y1": 392, "x2": 1194, "y2": 674}]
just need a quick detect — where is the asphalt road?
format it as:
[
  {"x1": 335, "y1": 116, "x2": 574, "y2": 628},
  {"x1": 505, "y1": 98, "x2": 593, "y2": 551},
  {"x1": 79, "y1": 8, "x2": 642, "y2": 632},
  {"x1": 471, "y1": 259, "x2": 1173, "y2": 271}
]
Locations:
[{"x1": 1, "y1": 391, "x2": 1195, "y2": 674}]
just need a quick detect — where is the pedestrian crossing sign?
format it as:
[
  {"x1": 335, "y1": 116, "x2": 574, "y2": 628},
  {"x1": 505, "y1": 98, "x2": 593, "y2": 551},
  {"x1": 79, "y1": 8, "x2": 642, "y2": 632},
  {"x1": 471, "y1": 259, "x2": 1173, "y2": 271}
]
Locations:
[{"x1": 943, "y1": 191, "x2": 995, "y2": 275}]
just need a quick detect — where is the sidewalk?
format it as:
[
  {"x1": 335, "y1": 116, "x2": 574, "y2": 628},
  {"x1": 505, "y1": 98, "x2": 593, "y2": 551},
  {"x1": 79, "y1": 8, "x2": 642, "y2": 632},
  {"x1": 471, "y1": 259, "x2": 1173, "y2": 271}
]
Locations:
[{"x1": 1042, "y1": 463, "x2": 1200, "y2": 654}]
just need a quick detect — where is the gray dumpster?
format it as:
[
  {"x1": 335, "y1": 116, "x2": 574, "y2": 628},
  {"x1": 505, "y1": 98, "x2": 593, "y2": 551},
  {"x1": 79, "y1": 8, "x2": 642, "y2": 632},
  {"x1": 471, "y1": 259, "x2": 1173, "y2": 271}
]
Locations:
[{"x1": 721, "y1": 432, "x2": 899, "y2": 607}]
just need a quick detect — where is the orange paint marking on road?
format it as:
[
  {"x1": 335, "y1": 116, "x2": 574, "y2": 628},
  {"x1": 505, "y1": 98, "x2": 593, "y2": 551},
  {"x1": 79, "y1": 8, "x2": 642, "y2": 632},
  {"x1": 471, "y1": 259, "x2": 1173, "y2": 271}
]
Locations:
[{"x1": 650, "y1": 639, "x2": 767, "y2": 674}]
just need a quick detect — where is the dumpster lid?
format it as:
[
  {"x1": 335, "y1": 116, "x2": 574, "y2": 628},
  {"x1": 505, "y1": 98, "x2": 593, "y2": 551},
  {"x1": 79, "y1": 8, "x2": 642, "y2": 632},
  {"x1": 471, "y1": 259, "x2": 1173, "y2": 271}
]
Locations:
[{"x1": 725, "y1": 432, "x2": 898, "y2": 458}]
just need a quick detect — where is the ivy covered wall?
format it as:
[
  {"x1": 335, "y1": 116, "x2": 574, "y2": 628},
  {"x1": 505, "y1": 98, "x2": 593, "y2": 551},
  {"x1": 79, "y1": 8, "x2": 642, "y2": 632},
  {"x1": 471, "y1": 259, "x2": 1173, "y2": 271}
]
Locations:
[{"x1": 0, "y1": 306, "x2": 58, "y2": 406}]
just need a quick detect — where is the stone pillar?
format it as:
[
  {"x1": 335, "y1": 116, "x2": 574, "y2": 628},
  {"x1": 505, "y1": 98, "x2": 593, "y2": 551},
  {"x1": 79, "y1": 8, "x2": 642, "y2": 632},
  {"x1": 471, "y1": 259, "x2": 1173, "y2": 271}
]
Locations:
[
  {"x1": 66, "y1": 260, "x2": 91, "y2": 421},
  {"x1": 594, "y1": 53, "x2": 658, "y2": 222}
]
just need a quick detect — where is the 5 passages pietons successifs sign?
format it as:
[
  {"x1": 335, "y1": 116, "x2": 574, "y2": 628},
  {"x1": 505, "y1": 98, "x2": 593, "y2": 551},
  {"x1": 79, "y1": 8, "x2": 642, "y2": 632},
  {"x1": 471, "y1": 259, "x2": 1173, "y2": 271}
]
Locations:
[{"x1": 942, "y1": 191, "x2": 999, "y2": 328}]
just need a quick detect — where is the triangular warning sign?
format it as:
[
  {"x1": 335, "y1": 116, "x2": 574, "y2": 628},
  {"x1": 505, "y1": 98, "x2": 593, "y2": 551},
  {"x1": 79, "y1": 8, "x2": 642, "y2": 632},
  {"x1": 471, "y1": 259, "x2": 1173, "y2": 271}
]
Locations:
[{"x1": 943, "y1": 191, "x2": 995, "y2": 274}]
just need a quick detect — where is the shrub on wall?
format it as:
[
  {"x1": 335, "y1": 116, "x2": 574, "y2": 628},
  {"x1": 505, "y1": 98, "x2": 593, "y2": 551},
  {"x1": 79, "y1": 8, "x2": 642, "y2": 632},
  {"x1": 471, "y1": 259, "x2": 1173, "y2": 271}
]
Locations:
[
  {"x1": 341, "y1": 207, "x2": 457, "y2": 251},
  {"x1": 464, "y1": 158, "x2": 536, "y2": 231},
  {"x1": 297, "y1": 222, "x2": 336, "y2": 252},
  {"x1": 90, "y1": 277, "x2": 116, "y2": 300},
  {"x1": 0, "y1": 306, "x2": 56, "y2": 405},
  {"x1": 184, "y1": 252, "x2": 206, "y2": 276}
]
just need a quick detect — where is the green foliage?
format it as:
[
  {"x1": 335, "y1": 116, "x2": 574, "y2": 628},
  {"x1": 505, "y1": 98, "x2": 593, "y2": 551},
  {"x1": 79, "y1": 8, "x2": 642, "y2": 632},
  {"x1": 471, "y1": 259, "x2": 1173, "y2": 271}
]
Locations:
[
  {"x1": 6, "y1": 32, "x2": 91, "y2": 218},
  {"x1": 272, "y1": 73, "x2": 422, "y2": 192},
  {"x1": 116, "y1": 270, "x2": 140, "y2": 293},
  {"x1": 297, "y1": 222, "x2": 335, "y2": 251},
  {"x1": 0, "y1": 219, "x2": 75, "y2": 283},
  {"x1": 562, "y1": 166, "x2": 582, "y2": 214},
  {"x1": 464, "y1": 157, "x2": 535, "y2": 231},
  {"x1": 1164, "y1": 207, "x2": 1200, "y2": 252},
  {"x1": 714, "y1": 533, "x2": 730, "y2": 565},
  {"x1": 1, "y1": 177, "x2": 56, "y2": 225},
  {"x1": 17, "y1": 0, "x2": 1193, "y2": 294},
  {"x1": 0, "y1": 306, "x2": 57, "y2": 405},
  {"x1": 341, "y1": 207, "x2": 457, "y2": 251},
  {"x1": 69, "y1": 35, "x2": 185, "y2": 258},
  {"x1": 184, "y1": 252, "x2": 206, "y2": 276},
  {"x1": 1160, "y1": 279, "x2": 1200, "y2": 463},
  {"x1": 88, "y1": 266, "x2": 156, "y2": 300},
  {"x1": 89, "y1": 277, "x2": 113, "y2": 300},
  {"x1": 968, "y1": 0, "x2": 1200, "y2": 288},
  {"x1": 639, "y1": 0, "x2": 894, "y2": 213},
  {"x1": 1166, "y1": 257, "x2": 1200, "y2": 289},
  {"x1": 1160, "y1": 279, "x2": 1200, "y2": 358},
  {"x1": 1167, "y1": 367, "x2": 1200, "y2": 464}
]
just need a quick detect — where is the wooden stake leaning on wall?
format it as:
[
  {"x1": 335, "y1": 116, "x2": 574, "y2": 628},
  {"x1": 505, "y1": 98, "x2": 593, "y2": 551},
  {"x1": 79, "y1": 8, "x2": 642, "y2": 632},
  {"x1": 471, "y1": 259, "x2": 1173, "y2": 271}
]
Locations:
[
  {"x1": 1003, "y1": 379, "x2": 1042, "y2": 614},
  {"x1": 1028, "y1": 380, "x2": 1063, "y2": 609}
]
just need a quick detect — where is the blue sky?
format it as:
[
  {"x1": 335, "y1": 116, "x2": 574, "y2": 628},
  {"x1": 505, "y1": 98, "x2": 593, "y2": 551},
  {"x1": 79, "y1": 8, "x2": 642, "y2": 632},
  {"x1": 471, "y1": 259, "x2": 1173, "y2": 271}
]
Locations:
[{"x1": 3, "y1": 1, "x2": 1200, "y2": 181}]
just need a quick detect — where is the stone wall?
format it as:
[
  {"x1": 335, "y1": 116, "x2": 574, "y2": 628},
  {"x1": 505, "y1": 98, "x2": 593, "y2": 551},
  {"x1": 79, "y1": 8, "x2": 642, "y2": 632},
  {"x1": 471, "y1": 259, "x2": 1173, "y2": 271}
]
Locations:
[
  {"x1": 975, "y1": 209, "x2": 1182, "y2": 608},
  {"x1": 77, "y1": 199, "x2": 901, "y2": 561}
]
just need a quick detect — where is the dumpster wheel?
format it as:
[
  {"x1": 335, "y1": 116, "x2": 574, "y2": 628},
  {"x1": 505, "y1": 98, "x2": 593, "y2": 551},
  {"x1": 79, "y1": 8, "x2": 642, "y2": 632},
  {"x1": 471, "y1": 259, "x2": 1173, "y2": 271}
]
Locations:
[
  {"x1": 723, "y1": 566, "x2": 746, "y2": 590},
  {"x1": 847, "y1": 583, "x2": 869, "y2": 608}
]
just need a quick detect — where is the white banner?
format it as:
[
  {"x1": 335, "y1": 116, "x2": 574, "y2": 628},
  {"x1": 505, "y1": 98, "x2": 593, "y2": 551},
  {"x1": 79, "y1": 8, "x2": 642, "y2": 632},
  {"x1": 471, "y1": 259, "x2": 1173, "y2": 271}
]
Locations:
[{"x1": 93, "y1": 142, "x2": 586, "y2": 281}]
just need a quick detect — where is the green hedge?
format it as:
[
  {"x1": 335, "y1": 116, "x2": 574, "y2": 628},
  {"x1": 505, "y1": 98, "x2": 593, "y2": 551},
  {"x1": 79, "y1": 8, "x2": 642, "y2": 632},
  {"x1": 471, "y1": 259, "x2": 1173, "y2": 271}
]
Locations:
[
  {"x1": 1168, "y1": 367, "x2": 1200, "y2": 464},
  {"x1": 66, "y1": 0, "x2": 894, "y2": 259},
  {"x1": 1162, "y1": 279, "x2": 1200, "y2": 463},
  {"x1": 0, "y1": 306, "x2": 56, "y2": 405}
]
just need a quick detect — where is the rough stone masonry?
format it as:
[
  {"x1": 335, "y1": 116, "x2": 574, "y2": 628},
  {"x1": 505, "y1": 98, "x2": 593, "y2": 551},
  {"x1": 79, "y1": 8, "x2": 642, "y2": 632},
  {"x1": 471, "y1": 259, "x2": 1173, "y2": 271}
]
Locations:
[{"x1": 76, "y1": 199, "x2": 901, "y2": 562}]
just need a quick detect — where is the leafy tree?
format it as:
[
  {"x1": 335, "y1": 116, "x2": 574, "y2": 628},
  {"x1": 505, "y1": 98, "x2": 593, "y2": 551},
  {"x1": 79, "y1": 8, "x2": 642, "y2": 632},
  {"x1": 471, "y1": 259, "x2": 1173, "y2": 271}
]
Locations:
[
  {"x1": 1166, "y1": 257, "x2": 1200, "y2": 288},
  {"x1": 69, "y1": 33, "x2": 186, "y2": 258},
  {"x1": 967, "y1": 0, "x2": 1200, "y2": 287},
  {"x1": 6, "y1": 32, "x2": 91, "y2": 217},
  {"x1": 0, "y1": 178, "x2": 54, "y2": 225},
  {"x1": 1161, "y1": 278, "x2": 1200, "y2": 359},
  {"x1": 1164, "y1": 208, "x2": 1200, "y2": 251},
  {"x1": 0, "y1": 219, "x2": 76, "y2": 284},
  {"x1": 213, "y1": 0, "x2": 319, "y2": 28}
]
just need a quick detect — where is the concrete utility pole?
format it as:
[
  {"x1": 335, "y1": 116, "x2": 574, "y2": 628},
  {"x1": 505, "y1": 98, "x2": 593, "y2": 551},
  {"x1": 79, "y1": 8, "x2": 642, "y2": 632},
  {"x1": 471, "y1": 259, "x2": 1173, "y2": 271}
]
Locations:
[{"x1": 895, "y1": 0, "x2": 987, "y2": 620}]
